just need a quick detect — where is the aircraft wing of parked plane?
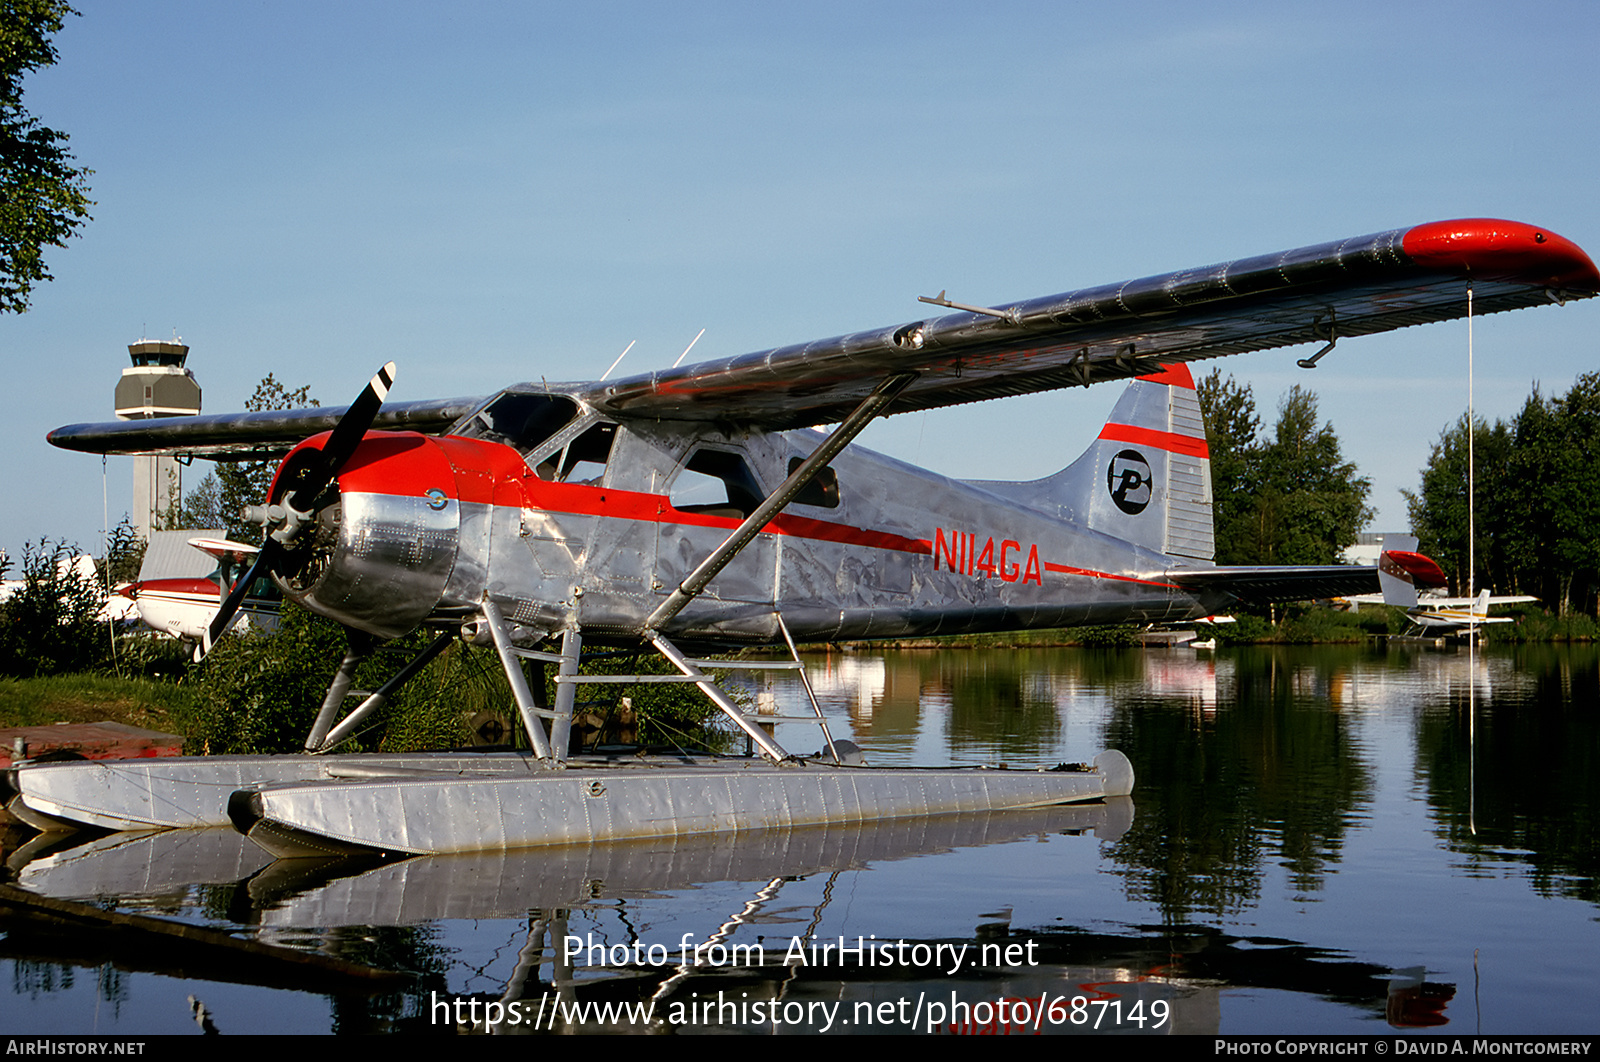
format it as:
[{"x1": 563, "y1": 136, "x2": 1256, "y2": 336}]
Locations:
[{"x1": 49, "y1": 219, "x2": 1600, "y2": 459}]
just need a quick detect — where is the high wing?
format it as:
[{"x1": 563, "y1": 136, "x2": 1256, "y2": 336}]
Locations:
[
  {"x1": 47, "y1": 397, "x2": 482, "y2": 459},
  {"x1": 45, "y1": 219, "x2": 1597, "y2": 456},
  {"x1": 586, "y1": 219, "x2": 1598, "y2": 429}
]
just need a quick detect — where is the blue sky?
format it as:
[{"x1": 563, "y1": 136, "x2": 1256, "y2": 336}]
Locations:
[{"x1": 3, "y1": 0, "x2": 1597, "y2": 560}]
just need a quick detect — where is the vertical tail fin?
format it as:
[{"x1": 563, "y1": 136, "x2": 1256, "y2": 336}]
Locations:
[{"x1": 1014, "y1": 363, "x2": 1214, "y2": 560}]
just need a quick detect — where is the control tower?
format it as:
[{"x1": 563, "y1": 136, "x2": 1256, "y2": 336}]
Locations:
[{"x1": 115, "y1": 339, "x2": 201, "y2": 539}]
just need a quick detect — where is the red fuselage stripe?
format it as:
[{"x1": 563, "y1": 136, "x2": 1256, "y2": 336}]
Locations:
[
  {"x1": 1042, "y1": 562, "x2": 1181, "y2": 590},
  {"x1": 319, "y1": 432, "x2": 1173, "y2": 595}
]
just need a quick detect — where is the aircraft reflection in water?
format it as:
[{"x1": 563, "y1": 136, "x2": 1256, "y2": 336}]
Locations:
[{"x1": 790, "y1": 647, "x2": 1225, "y2": 761}]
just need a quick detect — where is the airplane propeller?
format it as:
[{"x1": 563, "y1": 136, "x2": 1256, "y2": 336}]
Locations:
[{"x1": 202, "y1": 362, "x2": 397, "y2": 656}]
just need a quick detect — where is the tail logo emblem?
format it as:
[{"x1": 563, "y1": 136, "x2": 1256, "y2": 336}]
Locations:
[{"x1": 1107, "y1": 450, "x2": 1152, "y2": 515}]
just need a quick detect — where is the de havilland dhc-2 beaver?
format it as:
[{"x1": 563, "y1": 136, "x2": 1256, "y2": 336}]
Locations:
[{"x1": 8, "y1": 218, "x2": 1596, "y2": 858}]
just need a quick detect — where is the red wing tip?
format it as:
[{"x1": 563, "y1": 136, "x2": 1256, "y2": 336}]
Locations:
[{"x1": 1402, "y1": 219, "x2": 1600, "y2": 291}]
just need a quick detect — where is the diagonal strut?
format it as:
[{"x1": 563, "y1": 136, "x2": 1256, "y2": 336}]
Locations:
[{"x1": 645, "y1": 372, "x2": 917, "y2": 632}]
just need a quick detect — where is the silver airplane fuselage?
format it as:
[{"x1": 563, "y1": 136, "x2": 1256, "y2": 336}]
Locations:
[{"x1": 283, "y1": 371, "x2": 1218, "y2": 650}]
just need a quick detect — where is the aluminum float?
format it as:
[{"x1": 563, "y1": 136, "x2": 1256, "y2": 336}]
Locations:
[{"x1": 231, "y1": 752, "x2": 1135, "y2": 858}]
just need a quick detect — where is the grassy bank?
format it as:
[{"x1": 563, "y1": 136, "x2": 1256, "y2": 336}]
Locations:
[{"x1": 0, "y1": 673, "x2": 199, "y2": 734}]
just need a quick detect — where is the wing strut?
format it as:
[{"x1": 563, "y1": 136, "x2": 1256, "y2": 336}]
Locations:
[
  {"x1": 308, "y1": 630, "x2": 456, "y2": 753},
  {"x1": 644, "y1": 371, "x2": 918, "y2": 632}
]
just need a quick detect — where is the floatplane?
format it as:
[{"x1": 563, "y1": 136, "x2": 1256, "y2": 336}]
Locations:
[
  {"x1": 8, "y1": 219, "x2": 1595, "y2": 857},
  {"x1": 1402, "y1": 590, "x2": 1531, "y2": 637},
  {"x1": 1342, "y1": 534, "x2": 1538, "y2": 644}
]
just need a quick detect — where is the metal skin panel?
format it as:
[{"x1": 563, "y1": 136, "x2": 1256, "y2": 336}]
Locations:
[
  {"x1": 239, "y1": 754, "x2": 1132, "y2": 856},
  {"x1": 296, "y1": 491, "x2": 459, "y2": 638}
]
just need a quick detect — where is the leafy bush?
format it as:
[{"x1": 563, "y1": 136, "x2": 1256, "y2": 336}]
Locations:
[
  {"x1": 1276, "y1": 605, "x2": 1373, "y2": 644},
  {"x1": 0, "y1": 539, "x2": 111, "y2": 677},
  {"x1": 1214, "y1": 612, "x2": 1275, "y2": 645},
  {"x1": 177, "y1": 605, "x2": 733, "y2": 756},
  {"x1": 1489, "y1": 605, "x2": 1599, "y2": 643},
  {"x1": 1075, "y1": 624, "x2": 1143, "y2": 647},
  {"x1": 175, "y1": 604, "x2": 472, "y2": 754}
]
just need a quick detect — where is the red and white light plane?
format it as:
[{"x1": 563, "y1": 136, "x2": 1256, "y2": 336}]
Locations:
[{"x1": 117, "y1": 535, "x2": 279, "y2": 656}]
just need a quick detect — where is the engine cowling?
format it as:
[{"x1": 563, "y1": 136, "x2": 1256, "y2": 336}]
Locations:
[{"x1": 267, "y1": 431, "x2": 464, "y2": 639}]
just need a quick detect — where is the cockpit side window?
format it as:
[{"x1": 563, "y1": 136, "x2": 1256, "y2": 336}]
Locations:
[
  {"x1": 786, "y1": 457, "x2": 841, "y2": 509},
  {"x1": 550, "y1": 422, "x2": 617, "y2": 485},
  {"x1": 669, "y1": 448, "x2": 766, "y2": 519},
  {"x1": 456, "y1": 393, "x2": 579, "y2": 454}
]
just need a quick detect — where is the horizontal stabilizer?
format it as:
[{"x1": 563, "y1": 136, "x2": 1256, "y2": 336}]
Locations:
[
  {"x1": 1168, "y1": 565, "x2": 1393, "y2": 606},
  {"x1": 1379, "y1": 534, "x2": 1430, "y2": 608}
]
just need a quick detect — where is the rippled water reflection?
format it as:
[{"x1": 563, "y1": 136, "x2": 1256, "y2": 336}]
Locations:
[{"x1": 4, "y1": 643, "x2": 1597, "y2": 1034}]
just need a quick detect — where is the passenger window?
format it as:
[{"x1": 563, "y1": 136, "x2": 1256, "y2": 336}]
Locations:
[
  {"x1": 670, "y1": 449, "x2": 765, "y2": 518},
  {"x1": 786, "y1": 457, "x2": 841, "y2": 509}
]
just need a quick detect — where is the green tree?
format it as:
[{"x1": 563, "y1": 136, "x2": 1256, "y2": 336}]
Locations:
[
  {"x1": 1509, "y1": 375, "x2": 1600, "y2": 615},
  {"x1": 1197, "y1": 370, "x2": 1263, "y2": 565},
  {"x1": 1196, "y1": 374, "x2": 1371, "y2": 568},
  {"x1": 1404, "y1": 414, "x2": 1515, "y2": 596},
  {"x1": 1, "y1": 1, "x2": 92, "y2": 314},
  {"x1": 1406, "y1": 374, "x2": 1600, "y2": 617},
  {"x1": 1255, "y1": 386, "x2": 1373, "y2": 566}
]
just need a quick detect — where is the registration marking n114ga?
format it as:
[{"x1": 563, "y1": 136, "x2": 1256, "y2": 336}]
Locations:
[{"x1": 933, "y1": 528, "x2": 1044, "y2": 584}]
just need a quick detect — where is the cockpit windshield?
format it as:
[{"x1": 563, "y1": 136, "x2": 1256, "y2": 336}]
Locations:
[{"x1": 454, "y1": 392, "x2": 580, "y2": 454}]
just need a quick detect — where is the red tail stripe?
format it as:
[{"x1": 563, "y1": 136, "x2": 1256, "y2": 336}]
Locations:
[
  {"x1": 1097, "y1": 423, "x2": 1210, "y2": 459},
  {"x1": 1134, "y1": 362, "x2": 1196, "y2": 388}
]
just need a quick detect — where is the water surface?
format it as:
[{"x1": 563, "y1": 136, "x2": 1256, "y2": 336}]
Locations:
[{"x1": 4, "y1": 643, "x2": 1596, "y2": 1035}]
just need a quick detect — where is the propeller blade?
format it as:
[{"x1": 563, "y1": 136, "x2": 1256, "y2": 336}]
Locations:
[{"x1": 283, "y1": 361, "x2": 396, "y2": 511}]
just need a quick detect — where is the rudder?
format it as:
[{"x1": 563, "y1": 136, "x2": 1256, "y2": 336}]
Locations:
[{"x1": 985, "y1": 363, "x2": 1214, "y2": 561}]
